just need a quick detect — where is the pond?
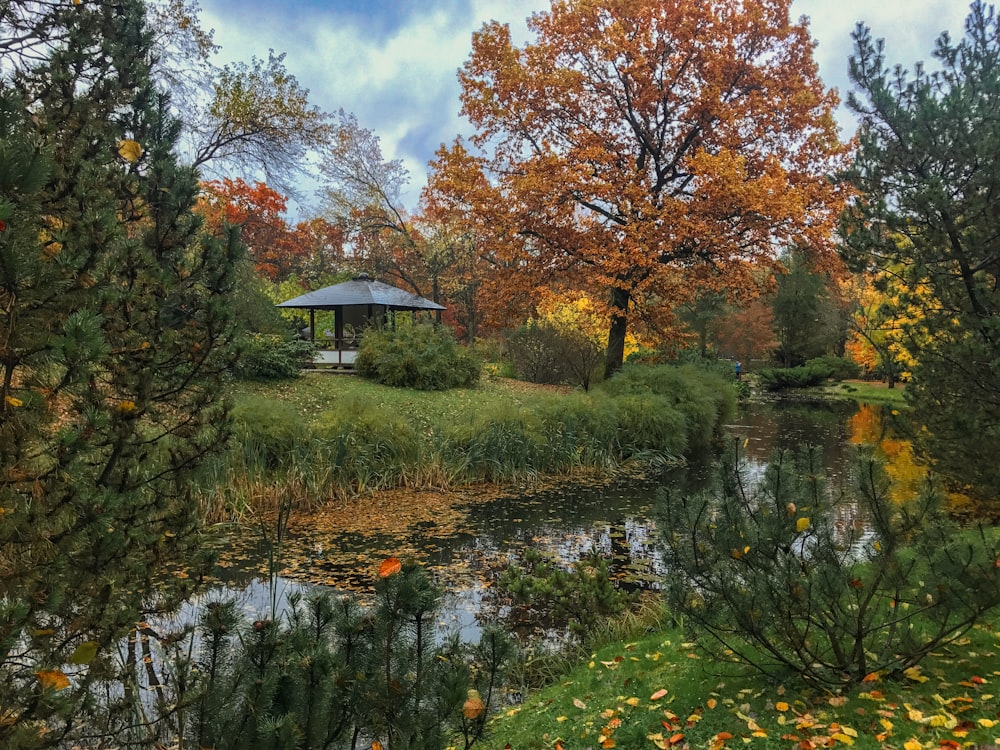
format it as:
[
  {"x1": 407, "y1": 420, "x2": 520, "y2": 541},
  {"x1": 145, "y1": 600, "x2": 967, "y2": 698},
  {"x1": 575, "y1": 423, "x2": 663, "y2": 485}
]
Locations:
[{"x1": 199, "y1": 397, "x2": 926, "y2": 642}]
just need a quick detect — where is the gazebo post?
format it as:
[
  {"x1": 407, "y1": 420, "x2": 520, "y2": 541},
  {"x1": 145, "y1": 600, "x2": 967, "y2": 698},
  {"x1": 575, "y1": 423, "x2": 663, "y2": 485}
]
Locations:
[
  {"x1": 309, "y1": 309, "x2": 315, "y2": 341},
  {"x1": 334, "y1": 306, "x2": 344, "y2": 349}
]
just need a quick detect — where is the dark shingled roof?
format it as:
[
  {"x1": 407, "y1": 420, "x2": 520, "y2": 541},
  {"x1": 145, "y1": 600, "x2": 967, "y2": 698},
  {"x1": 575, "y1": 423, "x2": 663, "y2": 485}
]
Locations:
[{"x1": 276, "y1": 274, "x2": 445, "y2": 311}]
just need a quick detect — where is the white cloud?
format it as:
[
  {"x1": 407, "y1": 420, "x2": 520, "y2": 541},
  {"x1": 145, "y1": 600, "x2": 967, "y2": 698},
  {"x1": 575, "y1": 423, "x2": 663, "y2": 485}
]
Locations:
[{"x1": 196, "y1": 0, "x2": 975, "y2": 211}]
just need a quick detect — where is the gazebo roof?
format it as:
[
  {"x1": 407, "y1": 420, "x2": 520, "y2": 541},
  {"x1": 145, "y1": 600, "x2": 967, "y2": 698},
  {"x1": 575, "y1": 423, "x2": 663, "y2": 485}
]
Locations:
[{"x1": 276, "y1": 273, "x2": 445, "y2": 311}]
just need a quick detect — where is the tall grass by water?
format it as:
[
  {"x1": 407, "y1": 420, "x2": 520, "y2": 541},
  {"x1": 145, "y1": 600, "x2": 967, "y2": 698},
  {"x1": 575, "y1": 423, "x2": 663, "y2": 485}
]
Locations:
[{"x1": 197, "y1": 364, "x2": 737, "y2": 518}]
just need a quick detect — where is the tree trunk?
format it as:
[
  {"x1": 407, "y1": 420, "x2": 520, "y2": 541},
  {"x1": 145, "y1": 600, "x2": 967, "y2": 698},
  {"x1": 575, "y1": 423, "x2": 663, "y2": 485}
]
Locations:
[{"x1": 603, "y1": 286, "x2": 630, "y2": 379}]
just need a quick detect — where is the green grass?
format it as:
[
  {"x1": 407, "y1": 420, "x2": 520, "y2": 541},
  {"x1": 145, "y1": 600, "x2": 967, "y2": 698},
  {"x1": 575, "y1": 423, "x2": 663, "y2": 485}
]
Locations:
[
  {"x1": 229, "y1": 372, "x2": 552, "y2": 438},
  {"x1": 211, "y1": 368, "x2": 736, "y2": 516},
  {"x1": 479, "y1": 620, "x2": 1000, "y2": 750},
  {"x1": 814, "y1": 379, "x2": 909, "y2": 407}
]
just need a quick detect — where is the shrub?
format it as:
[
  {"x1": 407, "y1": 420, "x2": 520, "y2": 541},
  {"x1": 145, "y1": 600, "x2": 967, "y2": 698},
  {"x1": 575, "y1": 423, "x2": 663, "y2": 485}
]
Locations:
[
  {"x1": 356, "y1": 324, "x2": 481, "y2": 390},
  {"x1": 506, "y1": 321, "x2": 605, "y2": 390},
  {"x1": 233, "y1": 333, "x2": 315, "y2": 381},
  {"x1": 498, "y1": 548, "x2": 639, "y2": 641},
  {"x1": 660, "y1": 444, "x2": 1000, "y2": 687},
  {"x1": 755, "y1": 361, "x2": 834, "y2": 391},
  {"x1": 599, "y1": 363, "x2": 737, "y2": 453},
  {"x1": 806, "y1": 354, "x2": 861, "y2": 381}
]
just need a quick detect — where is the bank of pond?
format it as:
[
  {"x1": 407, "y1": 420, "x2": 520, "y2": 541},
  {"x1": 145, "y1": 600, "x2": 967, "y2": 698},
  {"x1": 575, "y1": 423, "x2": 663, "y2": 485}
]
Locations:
[{"x1": 98, "y1": 366, "x2": 998, "y2": 750}]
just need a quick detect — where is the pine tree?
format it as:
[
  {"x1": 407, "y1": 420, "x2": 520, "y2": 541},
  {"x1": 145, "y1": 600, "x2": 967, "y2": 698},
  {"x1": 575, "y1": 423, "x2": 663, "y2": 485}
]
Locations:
[{"x1": 0, "y1": 1, "x2": 241, "y2": 746}]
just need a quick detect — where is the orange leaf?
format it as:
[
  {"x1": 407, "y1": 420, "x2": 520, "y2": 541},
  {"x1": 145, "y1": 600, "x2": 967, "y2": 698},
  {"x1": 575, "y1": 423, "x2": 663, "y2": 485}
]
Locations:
[
  {"x1": 36, "y1": 669, "x2": 70, "y2": 691},
  {"x1": 715, "y1": 732, "x2": 735, "y2": 741},
  {"x1": 378, "y1": 557, "x2": 402, "y2": 577},
  {"x1": 669, "y1": 733, "x2": 685, "y2": 745},
  {"x1": 601, "y1": 739, "x2": 615, "y2": 749},
  {"x1": 651, "y1": 688, "x2": 668, "y2": 701}
]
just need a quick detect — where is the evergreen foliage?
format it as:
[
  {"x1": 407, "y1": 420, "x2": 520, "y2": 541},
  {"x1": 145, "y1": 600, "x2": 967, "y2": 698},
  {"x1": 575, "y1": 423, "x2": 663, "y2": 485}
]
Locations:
[
  {"x1": 660, "y1": 445, "x2": 1000, "y2": 687},
  {"x1": 356, "y1": 323, "x2": 481, "y2": 390},
  {"x1": 176, "y1": 563, "x2": 513, "y2": 750},
  {"x1": 842, "y1": 2, "x2": 1000, "y2": 501},
  {"x1": 498, "y1": 549, "x2": 638, "y2": 641},
  {"x1": 0, "y1": 1, "x2": 240, "y2": 745},
  {"x1": 755, "y1": 362, "x2": 835, "y2": 391},
  {"x1": 771, "y1": 250, "x2": 842, "y2": 367}
]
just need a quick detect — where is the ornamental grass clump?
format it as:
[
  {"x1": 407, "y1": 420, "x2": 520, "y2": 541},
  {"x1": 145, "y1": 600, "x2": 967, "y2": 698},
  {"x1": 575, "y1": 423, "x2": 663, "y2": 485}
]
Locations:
[{"x1": 660, "y1": 444, "x2": 1000, "y2": 687}]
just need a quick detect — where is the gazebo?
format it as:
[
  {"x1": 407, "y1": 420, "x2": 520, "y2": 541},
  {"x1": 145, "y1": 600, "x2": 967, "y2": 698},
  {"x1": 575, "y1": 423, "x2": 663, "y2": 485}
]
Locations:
[{"x1": 276, "y1": 273, "x2": 446, "y2": 368}]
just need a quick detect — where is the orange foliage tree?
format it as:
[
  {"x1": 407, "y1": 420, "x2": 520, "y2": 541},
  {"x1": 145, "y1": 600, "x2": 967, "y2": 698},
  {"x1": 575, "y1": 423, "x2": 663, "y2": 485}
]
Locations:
[
  {"x1": 198, "y1": 178, "x2": 338, "y2": 282},
  {"x1": 431, "y1": 0, "x2": 849, "y2": 377}
]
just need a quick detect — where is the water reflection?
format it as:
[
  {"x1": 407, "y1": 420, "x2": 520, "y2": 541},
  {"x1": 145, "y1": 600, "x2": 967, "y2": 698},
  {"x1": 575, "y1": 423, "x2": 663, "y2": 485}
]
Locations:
[{"x1": 202, "y1": 399, "x2": 915, "y2": 640}]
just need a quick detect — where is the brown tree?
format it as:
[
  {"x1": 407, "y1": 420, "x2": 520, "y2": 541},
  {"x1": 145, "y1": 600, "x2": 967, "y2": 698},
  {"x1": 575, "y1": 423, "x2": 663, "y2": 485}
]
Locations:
[{"x1": 436, "y1": 0, "x2": 849, "y2": 376}]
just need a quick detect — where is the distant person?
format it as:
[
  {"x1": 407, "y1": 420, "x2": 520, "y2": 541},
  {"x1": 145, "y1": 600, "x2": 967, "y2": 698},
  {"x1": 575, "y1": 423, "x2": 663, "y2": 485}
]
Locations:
[{"x1": 735, "y1": 360, "x2": 742, "y2": 380}]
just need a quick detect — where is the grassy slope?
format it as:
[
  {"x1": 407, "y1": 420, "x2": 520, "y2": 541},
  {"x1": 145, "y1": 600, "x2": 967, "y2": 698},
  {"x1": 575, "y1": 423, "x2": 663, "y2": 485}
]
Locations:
[
  {"x1": 230, "y1": 373, "x2": 568, "y2": 435},
  {"x1": 482, "y1": 623, "x2": 1000, "y2": 750}
]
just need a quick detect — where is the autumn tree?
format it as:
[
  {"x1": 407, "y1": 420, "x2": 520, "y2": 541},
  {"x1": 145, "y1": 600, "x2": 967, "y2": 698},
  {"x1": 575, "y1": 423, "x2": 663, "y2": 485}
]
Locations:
[
  {"x1": 843, "y1": 2, "x2": 1000, "y2": 500},
  {"x1": 0, "y1": 1, "x2": 240, "y2": 744},
  {"x1": 146, "y1": 1, "x2": 331, "y2": 195},
  {"x1": 198, "y1": 177, "x2": 319, "y2": 281},
  {"x1": 320, "y1": 110, "x2": 431, "y2": 297},
  {"x1": 434, "y1": 0, "x2": 848, "y2": 378}
]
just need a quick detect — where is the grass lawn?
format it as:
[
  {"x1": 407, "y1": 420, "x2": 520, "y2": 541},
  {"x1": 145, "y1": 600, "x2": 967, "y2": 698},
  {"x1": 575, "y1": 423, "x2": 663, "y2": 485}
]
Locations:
[
  {"x1": 229, "y1": 372, "x2": 570, "y2": 436},
  {"x1": 812, "y1": 380, "x2": 908, "y2": 407},
  {"x1": 480, "y1": 621, "x2": 1000, "y2": 750}
]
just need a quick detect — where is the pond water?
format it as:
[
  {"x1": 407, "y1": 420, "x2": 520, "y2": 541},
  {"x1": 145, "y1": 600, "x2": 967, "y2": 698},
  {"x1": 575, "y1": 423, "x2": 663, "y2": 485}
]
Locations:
[{"x1": 198, "y1": 397, "x2": 924, "y2": 642}]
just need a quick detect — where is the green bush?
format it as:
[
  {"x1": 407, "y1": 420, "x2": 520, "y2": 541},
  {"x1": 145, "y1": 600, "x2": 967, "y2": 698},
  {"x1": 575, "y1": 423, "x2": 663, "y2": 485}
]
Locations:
[
  {"x1": 805, "y1": 354, "x2": 861, "y2": 381},
  {"x1": 356, "y1": 324, "x2": 481, "y2": 390},
  {"x1": 599, "y1": 363, "x2": 737, "y2": 452},
  {"x1": 506, "y1": 321, "x2": 605, "y2": 390},
  {"x1": 660, "y1": 445, "x2": 1000, "y2": 687},
  {"x1": 232, "y1": 333, "x2": 315, "y2": 381},
  {"x1": 755, "y1": 361, "x2": 834, "y2": 391},
  {"x1": 498, "y1": 548, "x2": 638, "y2": 641}
]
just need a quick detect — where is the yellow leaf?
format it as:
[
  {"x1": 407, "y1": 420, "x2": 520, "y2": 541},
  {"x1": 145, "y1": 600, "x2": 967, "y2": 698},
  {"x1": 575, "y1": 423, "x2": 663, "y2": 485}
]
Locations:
[
  {"x1": 841, "y1": 726, "x2": 858, "y2": 737},
  {"x1": 831, "y1": 733, "x2": 854, "y2": 745},
  {"x1": 117, "y1": 139, "x2": 142, "y2": 163},
  {"x1": 69, "y1": 641, "x2": 99, "y2": 665},
  {"x1": 556, "y1": 715, "x2": 568, "y2": 722},
  {"x1": 903, "y1": 739, "x2": 922, "y2": 750},
  {"x1": 625, "y1": 697, "x2": 640, "y2": 707},
  {"x1": 36, "y1": 669, "x2": 70, "y2": 691},
  {"x1": 977, "y1": 718, "x2": 996, "y2": 728},
  {"x1": 796, "y1": 517, "x2": 811, "y2": 532},
  {"x1": 879, "y1": 718, "x2": 893, "y2": 731},
  {"x1": 776, "y1": 701, "x2": 790, "y2": 712},
  {"x1": 4, "y1": 395, "x2": 22, "y2": 407},
  {"x1": 904, "y1": 666, "x2": 929, "y2": 683}
]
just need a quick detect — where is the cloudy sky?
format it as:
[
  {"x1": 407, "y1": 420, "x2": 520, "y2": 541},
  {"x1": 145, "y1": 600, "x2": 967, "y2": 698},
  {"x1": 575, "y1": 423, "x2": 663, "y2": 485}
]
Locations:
[{"x1": 196, "y1": 0, "x2": 973, "y2": 211}]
